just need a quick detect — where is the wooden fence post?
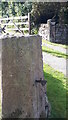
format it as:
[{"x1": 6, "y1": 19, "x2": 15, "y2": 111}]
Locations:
[{"x1": 28, "y1": 13, "x2": 31, "y2": 35}]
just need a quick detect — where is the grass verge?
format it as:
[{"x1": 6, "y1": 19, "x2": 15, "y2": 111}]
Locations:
[
  {"x1": 42, "y1": 46, "x2": 68, "y2": 59},
  {"x1": 42, "y1": 40, "x2": 68, "y2": 49},
  {"x1": 43, "y1": 63, "x2": 67, "y2": 118}
]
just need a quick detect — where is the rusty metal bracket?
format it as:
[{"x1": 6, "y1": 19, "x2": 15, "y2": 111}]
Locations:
[{"x1": 35, "y1": 78, "x2": 47, "y2": 86}]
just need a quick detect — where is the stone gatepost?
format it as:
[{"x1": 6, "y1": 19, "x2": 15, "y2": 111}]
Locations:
[
  {"x1": 47, "y1": 19, "x2": 51, "y2": 41},
  {"x1": 0, "y1": 35, "x2": 49, "y2": 118},
  {"x1": 50, "y1": 21, "x2": 56, "y2": 42},
  {"x1": 47, "y1": 19, "x2": 55, "y2": 42}
]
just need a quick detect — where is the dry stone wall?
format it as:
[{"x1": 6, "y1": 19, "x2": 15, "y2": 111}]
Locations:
[
  {"x1": 39, "y1": 20, "x2": 68, "y2": 44},
  {"x1": 55, "y1": 24, "x2": 67, "y2": 44},
  {"x1": 38, "y1": 19, "x2": 51, "y2": 41},
  {"x1": 0, "y1": 35, "x2": 49, "y2": 118}
]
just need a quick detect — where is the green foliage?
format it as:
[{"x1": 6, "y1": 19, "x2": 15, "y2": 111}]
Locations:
[
  {"x1": 0, "y1": 1, "x2": 32, "y2": 17},
  {"x1": 31, "y1": 2, "x2": 68, "y2": 25},
  {"x1": 11, "y1": 2, "x2": 16, "y2": 16},
  {"x1": 43, "y1": 64, "x2": 66, "y2": 118},
  {"x1": 0, "y1": 2, "x2": 8, "y2": 17},
  {"x1": 0, "y1": 2, "x2": 68, "y2": 24},
  {"x1": 59, "y1": 2, "x2": 68, "y2": 24},
  {"x1": 31, "y1": 2, "x2": 60, "y2": 24},
  {"x1": 31, "y1": 27, "x2": 38, "y2": 34}
]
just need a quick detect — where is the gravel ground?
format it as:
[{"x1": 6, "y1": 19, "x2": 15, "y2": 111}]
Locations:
[
  {"x1": 43, "y1": 52, "x2": 68, "y2": 77},
  {"x1": 42, "y1": 43, "x2": 67, "y2": 54}
]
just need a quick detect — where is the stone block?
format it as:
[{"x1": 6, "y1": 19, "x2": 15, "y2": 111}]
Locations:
[{"x1": 0, "y1": 35, "x2": 47, "y2": 118}]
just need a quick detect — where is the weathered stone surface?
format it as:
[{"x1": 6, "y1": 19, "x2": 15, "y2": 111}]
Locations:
[
  {"x1": 55, "y1": 24, "x2": 67, "y2": 44},
  {"x1": 0, "y1": 35, "x2": 48, "y2": 118}
]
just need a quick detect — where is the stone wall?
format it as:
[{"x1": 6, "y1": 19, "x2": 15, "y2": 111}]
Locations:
[
  {"x1": 0, "y1": 35, "x2": 49, "y2": 118},
  {"x1": 55, "y1": 24, "x2": 67, "y2": 44},
  {"x1": 39, "y1": 20, "x2": 68, "y2": 44},
  {"x1": 38, "y1": 20, "x2": 51, "y2": 41}
]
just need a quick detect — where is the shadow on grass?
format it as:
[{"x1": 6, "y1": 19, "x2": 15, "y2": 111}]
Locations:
[
  {"x1": 42, "y1": 48, "x2": 68, "y2": 59},
  {"x1": 43, "y1": 70, "x2": 66, "y2": 118}
]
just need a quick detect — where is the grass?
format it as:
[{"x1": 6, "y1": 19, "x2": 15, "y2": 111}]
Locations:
[
  {"x1": 42, "y1": 46, "x2": 68, "y2": 59},
  {"x1": 42, "y1": 39, "x2": 68, "y2": 49},
  {"x1": 43, "y1": 63, "x2": 67, "y2": 118}
]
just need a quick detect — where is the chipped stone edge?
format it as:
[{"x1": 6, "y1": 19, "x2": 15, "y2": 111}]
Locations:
[{"x1": 0, "y1": 34, "x2": 42, "y2": 40}]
